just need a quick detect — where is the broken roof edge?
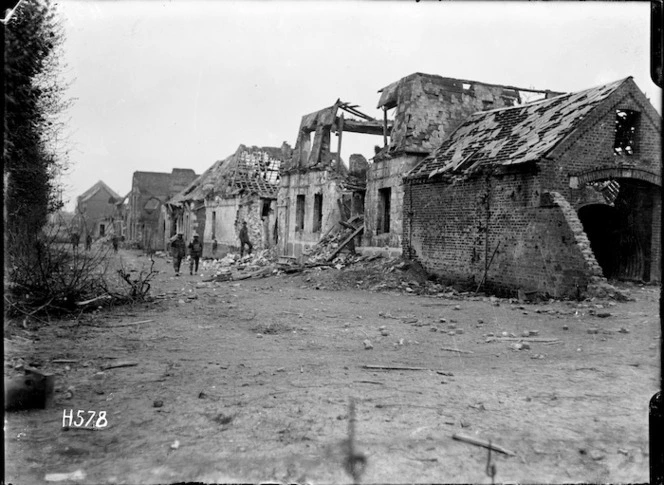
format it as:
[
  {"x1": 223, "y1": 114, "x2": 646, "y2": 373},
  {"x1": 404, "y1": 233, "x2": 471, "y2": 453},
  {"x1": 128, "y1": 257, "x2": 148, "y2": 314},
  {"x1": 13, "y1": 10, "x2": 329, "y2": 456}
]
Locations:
[{"x1": 377, "y1": 71, "x2": 563, "y2": 109}]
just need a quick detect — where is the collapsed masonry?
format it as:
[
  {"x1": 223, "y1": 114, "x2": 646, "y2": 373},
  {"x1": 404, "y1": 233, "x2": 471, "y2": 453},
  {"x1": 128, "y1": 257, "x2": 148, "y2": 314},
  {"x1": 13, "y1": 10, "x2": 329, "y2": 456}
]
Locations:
[
  {"x1": 277, "y1": 100, "x2": 389, "y2": 258},
  {"x1": 165, "y1": 144, "x2": 291, "y2": 257}
]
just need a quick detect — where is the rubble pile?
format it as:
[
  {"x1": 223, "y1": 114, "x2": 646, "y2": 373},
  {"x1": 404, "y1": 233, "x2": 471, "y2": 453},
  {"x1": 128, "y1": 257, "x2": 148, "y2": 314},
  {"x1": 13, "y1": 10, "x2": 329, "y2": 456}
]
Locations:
[
  {"x1": 200, "y1": 249, "x2": 278, "y2": 282},
  {"x1": 302, "y1": 217, "x2": 364, "y2": 265}
]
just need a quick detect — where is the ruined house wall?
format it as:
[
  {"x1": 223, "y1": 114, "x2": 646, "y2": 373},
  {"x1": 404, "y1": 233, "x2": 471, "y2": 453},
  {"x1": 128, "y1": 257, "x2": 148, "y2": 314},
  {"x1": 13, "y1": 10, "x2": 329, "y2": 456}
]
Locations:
[
  {"x1": 364, "y1": 154, "x2": 423, "y2": 247},
  {"x1": 387, "y1": 75, "x2": 528, "y2": 155},
  {"x1": 277, "y1": 170, "x2": 343, "y2": 259},
  {"x1": 202, "y1": 197, "x2": 277, "y2": 258},
  {"x1": 403, "y1": 173, "x2": 602, "y2": 298},
  {"x1": 541, "y1": 81, "x2": 662, "y2": 281},
  {"x1": 542, "y1": 81, "x2": 662, "y2": 199}
]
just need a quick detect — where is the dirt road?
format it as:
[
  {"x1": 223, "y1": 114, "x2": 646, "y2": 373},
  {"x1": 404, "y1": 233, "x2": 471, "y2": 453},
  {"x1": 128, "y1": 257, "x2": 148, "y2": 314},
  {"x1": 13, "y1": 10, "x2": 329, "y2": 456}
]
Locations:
[{"x1": 4, "y1": 250, "x2": 660, "y2": 484}]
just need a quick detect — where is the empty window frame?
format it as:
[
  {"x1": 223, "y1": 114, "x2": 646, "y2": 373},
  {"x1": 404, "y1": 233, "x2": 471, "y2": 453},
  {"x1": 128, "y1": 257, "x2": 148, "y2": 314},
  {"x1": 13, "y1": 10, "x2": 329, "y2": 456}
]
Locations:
[
  {"x1": 295, "y1": 195, "x2": 305, "y2": 231},
  {"x1": 614, "y1": 109, "x2": 639, "y2": 156},
  {"x1": 377, "y1": 187, "x2": 391, "y2": 234},
  {"x1": 313, "y1": 194, "x2": 323, "y2": 232},
  {"x1": 211, "y1": 211, "x2": 216, "y2": 239}
]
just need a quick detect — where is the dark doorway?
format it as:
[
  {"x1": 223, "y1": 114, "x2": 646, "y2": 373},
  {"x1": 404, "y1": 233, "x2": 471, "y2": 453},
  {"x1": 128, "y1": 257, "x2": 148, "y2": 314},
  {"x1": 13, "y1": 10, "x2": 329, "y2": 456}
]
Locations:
[{"x1": 578, "y1": 180, "x2": 655, "y2": 282}]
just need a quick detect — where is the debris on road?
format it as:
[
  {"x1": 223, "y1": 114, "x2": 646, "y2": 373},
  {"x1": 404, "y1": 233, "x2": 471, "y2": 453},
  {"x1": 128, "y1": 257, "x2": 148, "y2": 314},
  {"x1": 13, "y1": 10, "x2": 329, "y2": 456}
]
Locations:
[
  {"x1": 362, "y1": 364, "x2": 429, "y2": 371},
  {"x1": 452, "y1": 432, "x2": 515, "y2": 456},
  {"x1": 44, "y1": 470, "x2": 86, "y2": 482},
  {"x1": 101, "y1": 361, "x2": 138, "y2": 370},
  {"x1": 441, "y1": 346, "x2": 474, "y2": 354},
  {"x1": 363, "y1": 340, "x2": 374, "y2": 350}
]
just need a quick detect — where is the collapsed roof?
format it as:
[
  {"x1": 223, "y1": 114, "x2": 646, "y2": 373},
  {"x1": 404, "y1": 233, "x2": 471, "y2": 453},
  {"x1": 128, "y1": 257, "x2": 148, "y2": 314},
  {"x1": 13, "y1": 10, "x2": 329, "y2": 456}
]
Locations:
[
  {"x1": 407, "y1": 77, "x2": 631, "y2": 179},
  {"x1": 169, "y1": 144, "x2": 292, "y2": 205}
]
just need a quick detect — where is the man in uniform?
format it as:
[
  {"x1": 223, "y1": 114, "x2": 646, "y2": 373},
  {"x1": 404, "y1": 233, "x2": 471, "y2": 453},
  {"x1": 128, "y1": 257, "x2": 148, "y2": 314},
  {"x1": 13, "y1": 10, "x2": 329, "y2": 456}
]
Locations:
[
  {"x1": 239, "y1": 221, "x2": 253, "y2": 257},
  {"x1": 171, "y1": 233, "x2": 186, "y2": 276},
  {"x1": 188, "y1": 233, "x2": 203, "y2": 275}
]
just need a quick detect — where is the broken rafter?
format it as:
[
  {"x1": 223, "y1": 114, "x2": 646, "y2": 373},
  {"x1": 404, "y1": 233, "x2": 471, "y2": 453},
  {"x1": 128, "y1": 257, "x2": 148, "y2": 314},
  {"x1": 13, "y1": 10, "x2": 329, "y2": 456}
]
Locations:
[
  {"x1": 338, "y1": 102, "x2": 375, "y2": 121},
  {"x1": 339, "y1": 118, "x2": 392, "y2": 136},
  {"x1": 327, "y1": 225, "x2": 364, "y2": 262}
]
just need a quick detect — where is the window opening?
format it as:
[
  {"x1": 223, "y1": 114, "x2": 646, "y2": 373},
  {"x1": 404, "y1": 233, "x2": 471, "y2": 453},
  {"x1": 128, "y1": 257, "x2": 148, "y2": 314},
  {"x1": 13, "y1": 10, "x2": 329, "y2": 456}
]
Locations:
[
  {"x1": 614, "y1": 109, "x2": 639, "y2": 156},
  {"x1": 313, "y1": 194, "x2": 323, "y2": 232},
  {"x1": 377, "y1": 187, "x2": 391, "y2": 234},
  {"x1": 296, "y1": 195, "x2": 305, "y2": 231}
]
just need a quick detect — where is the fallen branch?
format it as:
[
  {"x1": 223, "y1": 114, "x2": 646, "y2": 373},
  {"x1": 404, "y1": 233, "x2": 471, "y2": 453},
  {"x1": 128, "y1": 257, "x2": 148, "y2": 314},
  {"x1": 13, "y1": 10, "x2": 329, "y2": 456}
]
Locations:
[
  {"x1": 52, "y1": 359, "x2": 79, "y2": 364},
  {"x1": 441, "y1": 347, "x2": 474, "y2": 354},
  {"x1": 75, "y1": 294, "x2": 111, "y2": 306},
  {"x1": 452, "y1": 432, "x2": 516, "y2": 456},
  {"x1": 362, "y1": 365, "x2": 429, "y2": 371},
  {"x1": 101, "y1": 361, "x2": 138, "y2": 370},
  {"x1": 487, "y1": 337, "x2": 560, "y2": 343},
  {"x1": 108, "y1": 319, "x2": 154, "y2": 327}
]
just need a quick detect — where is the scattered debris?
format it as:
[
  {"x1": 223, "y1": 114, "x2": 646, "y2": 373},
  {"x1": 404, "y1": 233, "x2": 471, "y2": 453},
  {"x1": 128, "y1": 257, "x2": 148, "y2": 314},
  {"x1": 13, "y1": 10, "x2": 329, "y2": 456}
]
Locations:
[
  {"x1": 441, "y1": 347, "x2": 473, "y2": 354},
  {"x1": 153, "y1": 400, "x2": 164, "y2": 408},
  {"x1": 362, "y1": 365, "x2": 428, "y2": 371},
  {"x1": 101, "y1": 361, "x2": 138, "y2": 370},
  {"x1": 363, "y1": 340, "x2": 373, "y2": 350},
  {"x1": 170, "y1": 440, "x2": 180, "y2": 450},
  {"x1": 44, "y1": 470, "x2": 86, "y2": 482}
]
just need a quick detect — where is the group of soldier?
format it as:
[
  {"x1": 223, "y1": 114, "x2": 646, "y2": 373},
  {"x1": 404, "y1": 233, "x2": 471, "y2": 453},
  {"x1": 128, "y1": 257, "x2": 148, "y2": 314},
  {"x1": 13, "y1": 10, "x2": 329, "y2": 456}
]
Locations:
[
  {"x1": 70, "y1": 232, "x2": 120, "y2": 252},
  {"x1": 169, "y1": 221, "x2": 253, "y2": 277}
]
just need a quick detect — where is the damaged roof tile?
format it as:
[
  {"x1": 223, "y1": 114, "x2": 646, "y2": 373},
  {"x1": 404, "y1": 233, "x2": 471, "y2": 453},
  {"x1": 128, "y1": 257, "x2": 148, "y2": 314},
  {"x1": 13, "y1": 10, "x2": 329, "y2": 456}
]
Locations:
[{"x1": 408, "y1": 77, "x2": 630, "y2": 179}]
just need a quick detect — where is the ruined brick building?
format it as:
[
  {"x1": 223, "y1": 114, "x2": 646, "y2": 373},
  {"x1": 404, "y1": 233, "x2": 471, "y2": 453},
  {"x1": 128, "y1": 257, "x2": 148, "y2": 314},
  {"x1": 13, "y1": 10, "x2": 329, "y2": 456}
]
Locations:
[
  {"x1": 364, "y1": 73, "x2": 560, "y2": 250},
  {"x1": 277, "y1": 101, "x2": 382, "y2": 258},
  {"x1": 166, "y1": 144, "x2": 291, "y2": 257},
  {"x1": 403, "y1": 77, "x2": 661, "y2": 297}
]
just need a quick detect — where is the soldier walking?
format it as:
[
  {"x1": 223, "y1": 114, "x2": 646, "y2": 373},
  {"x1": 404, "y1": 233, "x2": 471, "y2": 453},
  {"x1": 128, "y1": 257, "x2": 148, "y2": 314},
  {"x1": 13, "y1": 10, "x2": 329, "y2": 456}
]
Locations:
[
  {"x1": 171, "y1": 233, "x2": 186, "y2": 276},
  {"x1": 188, "y1": 234, "x2": 203, "y2": 275},
  {"x1": 239, "y1": 221, "x2": 253, "y2": 257}
]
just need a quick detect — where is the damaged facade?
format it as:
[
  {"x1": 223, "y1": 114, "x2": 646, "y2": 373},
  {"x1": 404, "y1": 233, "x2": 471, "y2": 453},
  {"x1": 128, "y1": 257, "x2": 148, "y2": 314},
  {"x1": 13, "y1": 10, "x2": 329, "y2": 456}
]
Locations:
[
  {"x1": 403, "y1": 77, "x2": 661, "y2": 298},
  {"x1": 127, "y1": 168, "x2": 198, "y2": 251},
  {"x1": 277, "y1": 101, "x2": 383, "y2": 258},
  {"x1": 165, "y1": 144, "x2": 291, "y2": 257},
  {"x1": 365, "y1": 73, "x2": 561, "y2": 249}
]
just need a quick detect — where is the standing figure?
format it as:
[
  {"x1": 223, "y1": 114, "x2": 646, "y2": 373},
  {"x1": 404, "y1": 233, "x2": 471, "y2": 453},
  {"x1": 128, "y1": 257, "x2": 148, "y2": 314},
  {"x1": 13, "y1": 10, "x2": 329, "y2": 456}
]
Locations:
[
  {"x1": 171, "y1": 233, "x2": 186, "y2": 276},
  {"x1": 239, "y1": 221, "x2": 253, "y2": 257},
  {"x1": 71, "y1": 232, "x2": 80, "y2": 250},
  {"x1": 188, "y1": 234, "x2": 203, "y2": 275},
  {"x1": 111, "y1": 235, "x2": 119, "y2": 253},
  {"x1": 85, "y1": 234, "x2": 92, "y2": 251}
]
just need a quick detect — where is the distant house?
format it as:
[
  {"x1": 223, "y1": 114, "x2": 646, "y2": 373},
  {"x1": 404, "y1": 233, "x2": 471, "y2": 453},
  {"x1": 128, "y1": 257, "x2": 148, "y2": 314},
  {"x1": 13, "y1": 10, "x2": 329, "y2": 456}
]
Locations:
[
  {"x1": 75, "y1": 180, "x2": 121, "y2": 238},
  {"x1": 126, "y1": 169, "x2": 197, "y2": 251},
  {"x1": 166, "y1": 144, "x2": 291, "y2": 257},
  {"x1": 403, "y1": 77, "x2": 661, "y2": 298}
]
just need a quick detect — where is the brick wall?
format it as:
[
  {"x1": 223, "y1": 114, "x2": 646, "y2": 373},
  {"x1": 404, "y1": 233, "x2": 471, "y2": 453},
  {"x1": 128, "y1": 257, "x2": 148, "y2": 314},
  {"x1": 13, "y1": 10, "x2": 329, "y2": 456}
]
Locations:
[{"x1": 403, "y1": 172, "x2": 603, "y2": 298}]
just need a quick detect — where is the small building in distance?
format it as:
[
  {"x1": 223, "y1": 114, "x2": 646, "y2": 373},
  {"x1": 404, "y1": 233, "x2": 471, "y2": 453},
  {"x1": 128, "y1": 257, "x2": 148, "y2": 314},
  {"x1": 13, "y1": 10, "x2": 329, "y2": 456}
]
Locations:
[
  {"x1": 75, "y1": 180, "x2": 121, "y2": 238},
  {"x1": 126, "y1": 168, "x2": 197, "y2": 251}
]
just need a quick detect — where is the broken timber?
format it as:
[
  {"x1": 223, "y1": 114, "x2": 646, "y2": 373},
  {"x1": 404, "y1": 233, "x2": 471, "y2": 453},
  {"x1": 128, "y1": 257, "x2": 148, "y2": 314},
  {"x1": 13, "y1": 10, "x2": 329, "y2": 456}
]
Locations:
[
  {"x1": 452, "y1": 432, "x2": 516, "y2": 456},
  {"x1": 362, "y1": 365, "x2": 428, "y2": 371},
  {"x1": 327, "y1": 226, "x2": 364, "y2": 262},
  {"x1": 441, "y1": 346, "x2": 474, "y2": 354}
]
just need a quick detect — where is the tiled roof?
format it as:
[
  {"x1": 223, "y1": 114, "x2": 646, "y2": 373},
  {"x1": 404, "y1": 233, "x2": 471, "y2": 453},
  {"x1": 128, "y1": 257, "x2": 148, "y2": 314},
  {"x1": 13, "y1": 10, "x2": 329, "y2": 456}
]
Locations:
[
  {"x1": 169, "y1": 144, "x2": 287, "y2": 204},
  {"x1": 407, "y1": 78, "x2": 629, "y2": 179},
  {"x1": 78, "y1": 180, "x2": 121, "y2": 203}
]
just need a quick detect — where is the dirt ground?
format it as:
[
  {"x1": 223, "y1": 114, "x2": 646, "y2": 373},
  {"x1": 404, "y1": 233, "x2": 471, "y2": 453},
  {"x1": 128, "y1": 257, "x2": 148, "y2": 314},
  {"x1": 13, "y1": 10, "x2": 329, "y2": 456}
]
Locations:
[{"x1": 4, "y1": 249, "x2": 661, "y2": 484}]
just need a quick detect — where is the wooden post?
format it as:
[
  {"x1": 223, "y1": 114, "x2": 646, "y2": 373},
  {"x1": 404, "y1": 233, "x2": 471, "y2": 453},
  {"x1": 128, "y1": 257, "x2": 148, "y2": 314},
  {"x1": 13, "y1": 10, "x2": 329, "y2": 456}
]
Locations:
[
  {"x1": 382, "y1": 108, "x2": 388, "y2": 147},
  {"x1": 337, "y1": 114, "x2": 344, "y2": 171}
]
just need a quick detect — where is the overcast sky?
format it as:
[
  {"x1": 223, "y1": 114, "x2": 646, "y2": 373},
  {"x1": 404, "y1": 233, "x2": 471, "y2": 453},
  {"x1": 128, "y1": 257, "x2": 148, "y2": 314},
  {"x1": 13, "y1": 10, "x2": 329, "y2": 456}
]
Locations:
[{"x1": 52, "y1": 0, "x2": 660, "y2": 211}]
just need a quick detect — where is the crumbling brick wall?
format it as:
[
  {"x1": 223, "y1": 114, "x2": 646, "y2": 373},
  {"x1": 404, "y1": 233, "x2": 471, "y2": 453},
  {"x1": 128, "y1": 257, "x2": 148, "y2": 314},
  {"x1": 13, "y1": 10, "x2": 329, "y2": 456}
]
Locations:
[{"x1": 403, "y1": 172, "x2": 603, "y2": 298}]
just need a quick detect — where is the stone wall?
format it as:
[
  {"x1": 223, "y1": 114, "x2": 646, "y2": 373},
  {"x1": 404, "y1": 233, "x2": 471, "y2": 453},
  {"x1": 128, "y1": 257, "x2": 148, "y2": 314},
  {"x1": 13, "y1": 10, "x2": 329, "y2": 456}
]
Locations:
[
  {"x1": 277, "y1": 169, "x2": 344, "y2": 259},
  {"x1": 364, "y1": 154, "x2": 423, "y2": 247}
]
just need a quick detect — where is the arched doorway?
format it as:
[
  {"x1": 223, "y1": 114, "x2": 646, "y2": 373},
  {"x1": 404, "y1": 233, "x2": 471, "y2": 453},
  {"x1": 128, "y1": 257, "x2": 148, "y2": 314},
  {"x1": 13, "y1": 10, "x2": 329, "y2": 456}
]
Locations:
[{"x1": 577, "y1": 179, "x2": 657, "y2": 282}]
